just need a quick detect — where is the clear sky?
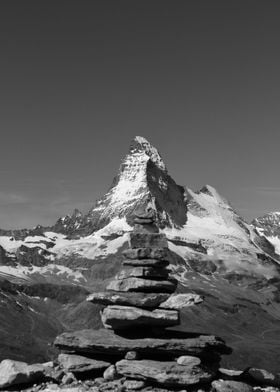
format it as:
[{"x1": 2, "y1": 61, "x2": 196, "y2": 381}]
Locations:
[{"x1": 1, "y1": 0, "x2": 280, "y2": 228}]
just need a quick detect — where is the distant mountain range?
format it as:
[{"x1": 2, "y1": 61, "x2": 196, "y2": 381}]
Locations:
[{"x1": 0, "y1": 136, "x2": 280, "y2": 372}]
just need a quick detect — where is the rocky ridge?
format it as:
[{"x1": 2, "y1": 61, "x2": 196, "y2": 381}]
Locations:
[{"x1": 0, "y1": 212, "x2": 279, "y2": 391}]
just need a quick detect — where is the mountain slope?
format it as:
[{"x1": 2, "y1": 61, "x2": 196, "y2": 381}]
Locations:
[{"x1": 0, "y1": 136, "x2": 279, "y2": 371}]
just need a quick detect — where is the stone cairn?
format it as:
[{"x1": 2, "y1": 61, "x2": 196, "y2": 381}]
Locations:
[
  {"x1": 1, "y1": 210, "x2": 279, "y2": 391},
  {"x1": 54, "y1": 208, "x2": 233, "y2": 391}
]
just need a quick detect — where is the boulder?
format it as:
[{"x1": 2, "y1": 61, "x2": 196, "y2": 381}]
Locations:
[
  {"x1": 87, "y1": 292, "x2": 170, "y2": 309},
  {"x1": 130, "y1": 233, "x2": 168, "y2": 248},
  {"x1": 211, "y1": 380, "x2": 253, "y2": 391},
  {"x1": 101, "y1": 305, "x2": 179, "y2": 330},
  {"x1": 159, "y1": 293, "x2": 203, "y2": 309},
  {"x1": 123, "y1": 258, "x2": 169, "y2": 268},
  {"x1": 244, "y1": 367, "x2": 280, "y2": 387},
  {"x1": 115, "y1": 359, "x2": 215, "y2": 387},
  {"x1": 176, "y1": 355, "x2": 201, "y2": 366},
  {"x1": 107, "y1": 277, "x2": 177, "y2": 293},
  {"x1": 0, "y1": 359, "x2": 46, "y2": 389},
  {"x1": 57, "y1": 353, "x2": 110, "y2": 374},
  {"x1": 54, "y1": 328, "x2": 230, "y2": 359},
  {"x1": 122, "y1": 247, "x2": 170, "y2": 260},
  {"x1": 125, "y1": 351, "x2": 140, "y2": 360},
  {"x1": 116, "y1": 266, "x2": 169, "y2": 280},
  {"x1": 103, "y1": 365, "x2": 118, "y2": 381}
]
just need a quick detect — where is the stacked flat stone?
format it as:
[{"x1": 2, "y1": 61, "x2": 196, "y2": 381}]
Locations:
[
  {"x1": 99, "y1": 209, "x2": 179, "y2": 331},
  {"x1": 54, "y1": 208, "x2": 232, "y2": 390}
]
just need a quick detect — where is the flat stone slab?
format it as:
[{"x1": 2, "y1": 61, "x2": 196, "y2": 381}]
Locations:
[
  {"x1": 122, "y1": 247, "x2": 170, "y2": 260},
  {"x1": 123, "y1": 258, "x2": 169, "y2": 268},
  {"x1": 54, "y1": 328, "x2": 231, "y2": 358},
  {"x1": 107, "y1": 277, "x2": 177, "y2": 293},
  {"x1": 87, "y1": 292, "x2": 170, "y2": 309},
  {"x1": 57, "y1": 354, "x2": 110, "y2": 374},
  {"x1": 115, "y1": 359, "x2": 215, "y2": 387},
  {"x1": 101, "y1": 305, "x2": 179, "y2": 330},
  {"x1": 116, "y1": 267, "x2": 169, "y2": 280},
  {"x1": 159, "y1": 294, "x2": 203, "y2": 309},
  {"x1": 130, "y1": 233, "x2": 168, "y2": 248},
  {"x1": 211, "y1": 380, "x2": 253, "y2": 392}
]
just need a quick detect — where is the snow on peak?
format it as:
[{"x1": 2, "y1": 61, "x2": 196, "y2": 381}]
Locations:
[{"x1": 130, "y1": 136, "x2": 167, "y2": 172}]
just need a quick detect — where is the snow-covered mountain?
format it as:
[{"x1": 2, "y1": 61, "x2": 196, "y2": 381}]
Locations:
[
  {"x1": 0, "y1": 135, "x2": 279, "y2": 284},
  {"x1": 253, "y1": 212, "x2": 280, "y2": 256},
  {"x1": 0, "y1": 136, "x2": 280, "y2": 370}
]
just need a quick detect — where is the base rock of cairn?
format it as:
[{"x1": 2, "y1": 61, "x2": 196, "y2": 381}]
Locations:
[{"x1": 2, "y1": 208, "x2": 280, "y2": 391}]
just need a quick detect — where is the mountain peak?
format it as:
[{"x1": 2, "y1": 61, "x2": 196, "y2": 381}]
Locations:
[
  {"x1": 129, "y1": 136, "x2": 167, "y2": 172},
  {"x1": 71, "y1": 209, "x2": 83, "y2": 218}
]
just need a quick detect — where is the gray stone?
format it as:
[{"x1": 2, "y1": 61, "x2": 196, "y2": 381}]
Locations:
[
  {"x1": 244, "y1": 368, "x2": 280, "y2": 387},
  {"x1": 58, "y1": 353, "x2": 110, "y2": 374},
  {"x1": 176, "y1": 356, "x2": 201, "y2": 366},
  {"x1": 218, "y1": 368, "x2": 243, "y2": 379},
  {"x1": 54, "y1": 328, "x2": 230, "y2": 359},
  {"x1": 115, "y1": 359, "x2": 215, "y2": 387},
  {"x1": 123, "y1": 258, "x2": 169, "y2": 268},
  {"x1": 101, "y1": 305, "x2": 179, "y2": 330},
  {"x1": 125, "y1": 351, "x2": 139, "y2": 360},
  {"x1": 134, "y1": 218, "x2": 154, "y2": 224},
  {"x1": 130, "y1": 233, "x2": 168, "y2": 248},
  {"x1": 61, "y1": 372, "x2": 76, "y2": 385},
  {"x1": 133, "y1": 209, "x2": 156, "y2": 221},
  {"x1": 0, "y1": 359, "x2": 46, "y2": 389},
  {"x1": 103, "y1": 365, "x2": 118, "y2": 381},
  {"x1": 107, "y1": 277, "x2": 177, "y2": 293},
  {"x1": 122, "y1": 247, "x2": 170, "y2": 260},
  {"x1": 159, "y1": 293, "x2": 203, "y2": 309},
  {"x1": 211, "y1": 380, "x2": 253, "y2": 392},
  {"x1": 87, "y1": 291, "x2": 170, "y2": 309},
  {"x1": 116, "y1": 266, "x2": 169, "y2": 280},
  {"x1": 98, "y1": 379, "x2": 124, "y2": 392},
  {"x1": 123, "y1": 379, "x2": 146, "y2": 390},
  {"x1": 134, "y1": 222, "x2": 159, "y2": 234}
]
